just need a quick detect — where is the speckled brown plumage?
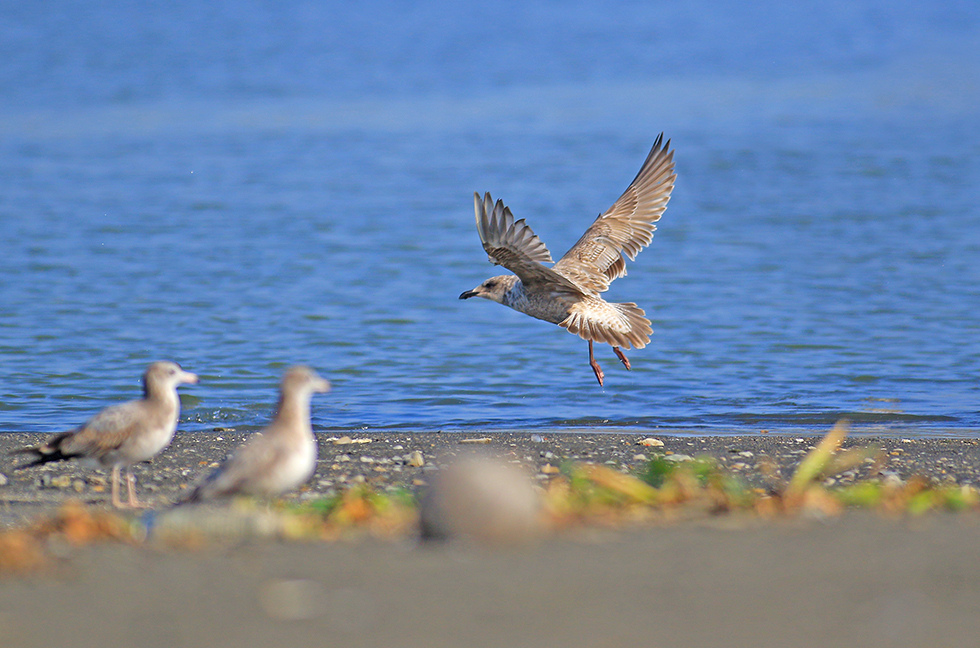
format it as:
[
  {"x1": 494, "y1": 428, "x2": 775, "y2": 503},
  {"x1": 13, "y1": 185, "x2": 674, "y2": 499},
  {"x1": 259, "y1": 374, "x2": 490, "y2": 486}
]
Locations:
[{"x1": 460, "y1": 134, "x2": 676, "y2": 385}]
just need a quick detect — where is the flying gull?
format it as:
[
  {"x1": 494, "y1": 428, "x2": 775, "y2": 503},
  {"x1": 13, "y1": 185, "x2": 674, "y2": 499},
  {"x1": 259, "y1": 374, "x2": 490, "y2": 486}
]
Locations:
[
  {"x1": 460, "y1": 134, "x2": 676, "y2": 385},
  {"x1": 14, "y1": 361, "x2": 198, "y2": 508},
  {"x1": 182, "y1": 366, "x2": 330, "y2": 502}
]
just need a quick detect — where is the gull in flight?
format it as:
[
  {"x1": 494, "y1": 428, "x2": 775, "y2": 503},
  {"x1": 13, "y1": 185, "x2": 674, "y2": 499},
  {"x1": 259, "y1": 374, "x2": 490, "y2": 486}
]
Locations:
[
  {"x1": 14, "y1": 361, "x2": 198, "y2": 508},
  {"x1": 460, "y1": 134, "x2": 676, "y2": 386}
]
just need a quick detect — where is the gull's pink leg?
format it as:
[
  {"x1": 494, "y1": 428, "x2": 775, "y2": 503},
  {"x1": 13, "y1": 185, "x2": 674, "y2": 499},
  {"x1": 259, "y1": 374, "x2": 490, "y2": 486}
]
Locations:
[
  {"x1": 111, "y1": 464, "x2": 125, "y2": 508},
  {"x1": 588, "y1": 340, "x2": 604, "y2": 386},
  {"x1": 126, "y1": 468, "x2": 146, "y2": 508},
  {"x1": 613, "y1": 346, "x2": 631, "y2": 370}
]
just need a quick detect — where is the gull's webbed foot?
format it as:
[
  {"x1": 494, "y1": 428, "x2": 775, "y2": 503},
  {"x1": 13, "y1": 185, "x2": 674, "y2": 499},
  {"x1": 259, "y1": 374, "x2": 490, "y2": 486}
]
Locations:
[{"x1": 613, "y1": 346, "x2": 631, "y2": 370}]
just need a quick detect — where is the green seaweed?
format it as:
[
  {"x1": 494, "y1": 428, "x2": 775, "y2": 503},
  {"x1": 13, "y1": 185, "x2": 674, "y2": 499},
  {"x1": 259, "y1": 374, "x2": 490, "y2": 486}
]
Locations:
[{"x1": 641, "y1": 455, "x2": 676, "y2": 488}]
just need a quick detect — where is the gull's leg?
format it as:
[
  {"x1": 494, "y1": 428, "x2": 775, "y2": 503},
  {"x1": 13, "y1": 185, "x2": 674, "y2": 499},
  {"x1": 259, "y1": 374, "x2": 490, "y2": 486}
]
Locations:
[
  {"x1": 111, "y1": 464, "x2": 125, "y2": 509},
  {"x1": 126, "y1": 468, "x2": 146, "y2": 508},
  {"x1": 588, "y1": 340, "x2": 604, "y2": 386},
  {"x1": 613, "y1": 346, "x2": 631, "y2": 370}
]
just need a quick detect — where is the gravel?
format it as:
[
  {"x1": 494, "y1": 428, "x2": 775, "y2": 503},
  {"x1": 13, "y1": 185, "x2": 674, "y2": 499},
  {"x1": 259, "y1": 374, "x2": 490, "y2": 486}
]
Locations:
[{"x1": 2, "y1": 430, "x2": 980, "y2": 528}]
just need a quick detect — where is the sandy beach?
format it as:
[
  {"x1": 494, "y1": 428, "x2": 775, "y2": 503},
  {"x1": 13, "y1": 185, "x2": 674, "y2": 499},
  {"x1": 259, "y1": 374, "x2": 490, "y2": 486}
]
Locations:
[
  {"x1": 3, "y1": 514, "x2": 980, "y2": 648},
  {"x1": 2, "y1": 430, "x2": 980, "y2": 647},
  {"x1": 4, "y1": 430, "x2": 980, "y2": 525}
]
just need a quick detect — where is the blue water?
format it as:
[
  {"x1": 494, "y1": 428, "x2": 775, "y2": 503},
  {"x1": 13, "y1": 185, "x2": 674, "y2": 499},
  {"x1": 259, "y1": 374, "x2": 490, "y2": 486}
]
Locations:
[{"x1": 1, "y1": 1, "x2": 978, "y2": 435}]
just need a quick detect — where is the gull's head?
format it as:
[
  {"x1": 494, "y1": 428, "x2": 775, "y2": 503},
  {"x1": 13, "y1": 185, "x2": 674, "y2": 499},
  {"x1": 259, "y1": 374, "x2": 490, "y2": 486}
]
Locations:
[
  {"x1": 459, "y1": 275, "x2": 517, "y2": 304},
  {"x1": 281, "y1": 365, "x2": 331, "y2": 397},
  {"x1": 144, "y1": 361, "x2": 199, "y2": 391}
]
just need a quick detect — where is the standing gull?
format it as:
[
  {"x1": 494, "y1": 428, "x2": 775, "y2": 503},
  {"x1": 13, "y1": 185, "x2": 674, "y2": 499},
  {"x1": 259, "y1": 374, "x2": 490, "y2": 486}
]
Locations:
[
  {"x1": 14, "y1": 361, "x2": 198, "y2": 508},
  {"x1": 460, "y1": 134, "x2": 676, "y2": 385},
  {"x1": 182, "y1": 366, "x2": 330, "y2": 502}
]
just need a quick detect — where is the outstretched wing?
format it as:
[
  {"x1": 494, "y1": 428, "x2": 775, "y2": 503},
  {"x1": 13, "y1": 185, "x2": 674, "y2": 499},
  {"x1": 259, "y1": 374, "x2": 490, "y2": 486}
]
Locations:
[
  {"x1": 553, "y1": 134, "x2": 676, "y2": 293},
  {"x1": 474, "y1": 192, "x2": 583, "y2": 294}
]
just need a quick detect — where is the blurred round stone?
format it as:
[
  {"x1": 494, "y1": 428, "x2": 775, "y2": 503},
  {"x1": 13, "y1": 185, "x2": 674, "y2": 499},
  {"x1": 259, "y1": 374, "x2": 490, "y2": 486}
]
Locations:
[{"x1": 420, "y1": 457, "x2": 542, "y2": 545}]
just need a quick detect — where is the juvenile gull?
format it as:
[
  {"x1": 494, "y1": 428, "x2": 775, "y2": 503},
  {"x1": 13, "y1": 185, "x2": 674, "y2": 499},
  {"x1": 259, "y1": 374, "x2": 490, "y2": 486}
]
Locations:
[
  {"x1": 460, "y1": 134, "x2": 676, "y2": 385},
  {"x1": 182, "y1": 366, "x2": 330, "y2": 502},
  {"x1": 13, "y1": 361, "x2": 198, "y2": 508}
]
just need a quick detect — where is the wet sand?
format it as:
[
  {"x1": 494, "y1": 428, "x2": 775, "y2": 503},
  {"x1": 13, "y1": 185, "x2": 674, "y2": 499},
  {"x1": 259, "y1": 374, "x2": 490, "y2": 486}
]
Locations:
[{"x1": 3, "y1": 430, "x2": 980, "y2": 647}]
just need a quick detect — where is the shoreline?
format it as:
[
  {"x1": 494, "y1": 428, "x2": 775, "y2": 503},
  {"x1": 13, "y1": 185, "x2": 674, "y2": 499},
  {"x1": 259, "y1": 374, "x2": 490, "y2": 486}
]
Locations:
[{"x1": 3, "y1": 429, "x2": 980, "y2": 528}]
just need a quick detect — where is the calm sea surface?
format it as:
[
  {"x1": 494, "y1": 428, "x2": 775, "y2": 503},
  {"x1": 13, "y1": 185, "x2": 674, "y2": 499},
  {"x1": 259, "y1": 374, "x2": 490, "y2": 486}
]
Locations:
[{"x1": 1, "y1": 1, "x2": 978, "y2": 435}]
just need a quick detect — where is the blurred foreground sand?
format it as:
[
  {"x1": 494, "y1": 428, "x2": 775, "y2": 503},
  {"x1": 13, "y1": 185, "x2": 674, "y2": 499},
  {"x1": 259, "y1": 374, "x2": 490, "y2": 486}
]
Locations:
[
  {"x1": 4, "y1": 430, "x2": 980, "y2": 647},
  {"x1": 2, "y1": 514, "x2": 980, "y2": 648}
]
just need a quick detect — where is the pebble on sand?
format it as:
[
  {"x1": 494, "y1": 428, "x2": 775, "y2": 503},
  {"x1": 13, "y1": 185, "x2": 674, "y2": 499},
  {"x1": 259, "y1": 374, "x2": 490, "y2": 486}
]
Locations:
[{"x1": 638, "y1": 438, "x2": 665, "y2": 447}]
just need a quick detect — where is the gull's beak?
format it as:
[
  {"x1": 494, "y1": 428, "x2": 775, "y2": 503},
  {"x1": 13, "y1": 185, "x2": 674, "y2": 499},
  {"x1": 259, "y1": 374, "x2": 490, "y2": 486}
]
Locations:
[
  {"x1": 313, "y1": 377, "x2": 331, "y2": 394},
  {"x1": 459, "y1": 289, "x2": 479, "y2": 300},
  {"x1": 181, "y1": 371, "x2": 199, "y2": 385}
]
